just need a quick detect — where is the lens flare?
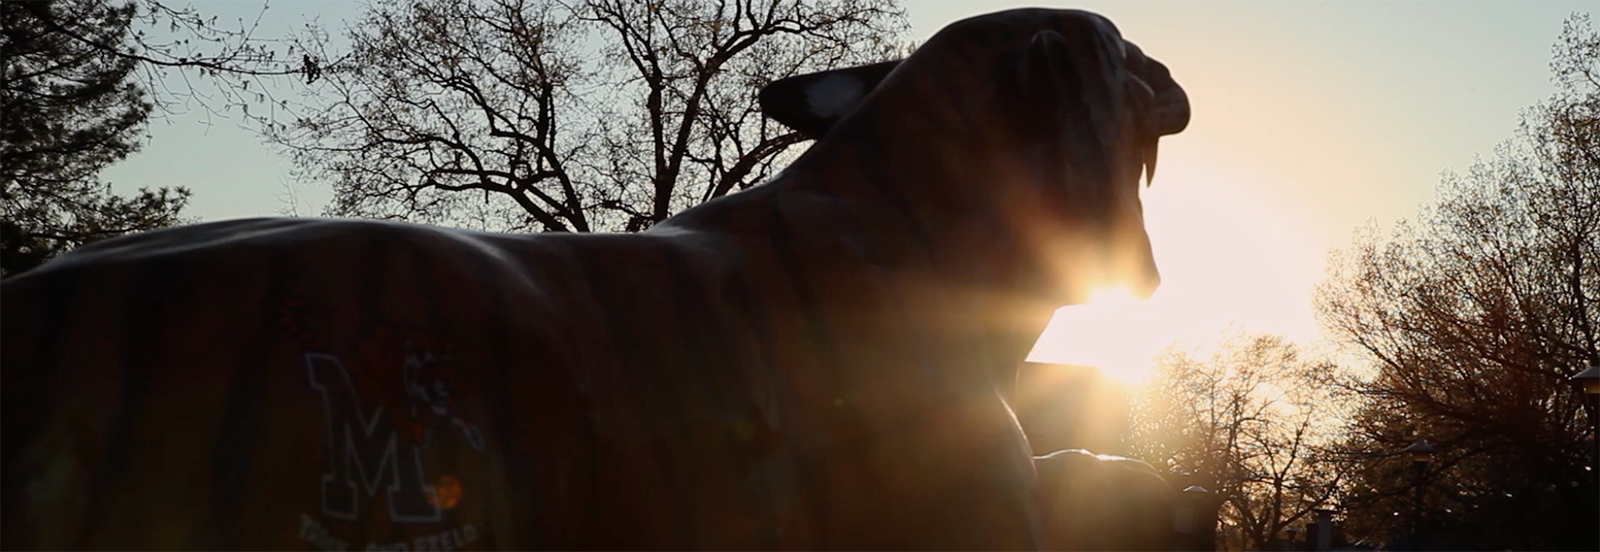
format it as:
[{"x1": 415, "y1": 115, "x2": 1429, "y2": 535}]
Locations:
[
  {"x1": 1028, "y1": 285, "x2": 1161, "y2": 386},
  {"x1": 430, "y1": 474, "x2": 463, "y2": 510}
]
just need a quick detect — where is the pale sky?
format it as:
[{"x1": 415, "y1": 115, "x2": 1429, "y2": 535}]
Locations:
[{"x1": 101, "y1": 1, "x2": 1597, "y2": 382}]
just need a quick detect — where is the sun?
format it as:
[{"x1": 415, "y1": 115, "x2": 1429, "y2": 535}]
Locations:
[
  {"x1": 1020, "y1": 152, "x2": 1328, "y2": 387},
  {"x1": 1026, "y1": 286, "x2": 1164, "y2": 386}
]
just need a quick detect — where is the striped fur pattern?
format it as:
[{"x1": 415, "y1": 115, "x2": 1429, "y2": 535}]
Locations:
[{"x1": 1, "y1": 8, "x2": 1189, "y2": 550}]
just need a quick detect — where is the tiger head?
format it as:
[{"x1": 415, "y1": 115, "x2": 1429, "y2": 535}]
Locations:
[{"x1": 759, "y1": 8, "x2": 1190, "y2": 306}]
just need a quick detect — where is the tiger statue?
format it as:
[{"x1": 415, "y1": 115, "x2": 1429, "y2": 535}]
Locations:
[{"x1": 1, "y1": 7, "x2": 1189, "y2": 550}]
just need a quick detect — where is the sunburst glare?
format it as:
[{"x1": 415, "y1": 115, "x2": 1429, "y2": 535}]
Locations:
[{"x1": 1026, "y1": 286, "x2": 1165, "y2": 386}]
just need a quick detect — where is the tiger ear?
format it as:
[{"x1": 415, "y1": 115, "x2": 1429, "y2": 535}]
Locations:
[{"x1": 758, "y1": 60, "x2": 901, "y2": 139}]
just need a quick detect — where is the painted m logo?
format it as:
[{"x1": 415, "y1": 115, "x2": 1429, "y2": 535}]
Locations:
[{"x1": 306, "y1": 353, "x2": 442, "y2": 523}]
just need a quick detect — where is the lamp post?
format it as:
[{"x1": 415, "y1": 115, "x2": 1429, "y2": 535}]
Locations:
[
  {"x1": 1312, "y1": 508, "x2": 1336, "y2": 551},
  {"x1": 1571, "y1": 365, "x2": 1600, "y2": 432},
  {"x1": 1402, "y1": 441, "x2": 1436, "y2": 551},
  {"x1": 1569, "y1": 365, "x2": 1600, "y2": 551},
  {"x1": 1176, "y1": 485, "x2": 1218, "y2": 552},
  {"x1": 1573, "y1": 365, "x2": 1600, "y2": 471}
]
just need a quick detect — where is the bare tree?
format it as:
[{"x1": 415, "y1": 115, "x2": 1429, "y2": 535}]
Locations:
[
  {"x1": 1129, "y1": 332, "x2": 1348, "y2": 551},
  {"x1": 24, "y1": 0, "x2": 316, "y2": 119},
  {"x1": 1315, "y1": 13, "x2": 1598, "y2": 550},
  {"x1": 267, "y1": 0, "x2": 908, "y2": 232}
]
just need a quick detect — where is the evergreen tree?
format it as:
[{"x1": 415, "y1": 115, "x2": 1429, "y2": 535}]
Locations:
[{"x1": 1, "y1": 0, "x2": 189, "y2": 277}]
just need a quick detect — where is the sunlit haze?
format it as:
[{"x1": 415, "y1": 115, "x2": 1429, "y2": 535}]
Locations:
[{"x1": 1026, "y1": 287, "x2": 1161, "y2": 385}]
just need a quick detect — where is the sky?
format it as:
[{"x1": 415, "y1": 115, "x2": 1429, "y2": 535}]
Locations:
[{"x1": 100, "y1": 0, "x2": 1597, "y2": 383}]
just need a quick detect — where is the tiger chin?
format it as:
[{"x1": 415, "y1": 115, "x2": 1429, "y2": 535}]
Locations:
[{"x1": 1, "y1": 7, "x2": 1188, "y2": 551}]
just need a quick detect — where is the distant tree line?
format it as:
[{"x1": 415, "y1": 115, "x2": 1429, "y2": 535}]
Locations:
[
  {"x1": 1127, "y1": 13, "x2": 1598, "y2": 551},
  {"x1": 1315, "y1": 13, "x2": 1598, "y2": 550},
  {"x1": 1130, "y1": 332, "x2": 1349, "y2": 551}
]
